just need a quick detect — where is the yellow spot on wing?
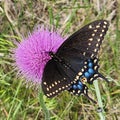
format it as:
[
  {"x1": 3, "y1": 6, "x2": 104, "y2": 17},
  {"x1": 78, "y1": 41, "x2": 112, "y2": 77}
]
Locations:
[
  {"x1": 89, "y1": 38, "x2": 93, "y2": 41},
  {"x1": 89, "y1": 25, "x2": 92, "y2": 29}
]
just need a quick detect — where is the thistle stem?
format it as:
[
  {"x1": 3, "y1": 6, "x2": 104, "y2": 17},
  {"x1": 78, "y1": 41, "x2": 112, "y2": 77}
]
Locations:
[
  {"x1": 93, "y1": 80, "x2": 105, "y2": 120},
  {"x1": 39, "y1": 87, "x2": 50, "y2": 120}
]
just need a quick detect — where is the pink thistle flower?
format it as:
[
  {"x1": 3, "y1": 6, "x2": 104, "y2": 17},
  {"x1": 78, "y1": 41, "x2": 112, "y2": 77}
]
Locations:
[{"x1": 15, "y1": 28, "x2": 65, "y2": 84}]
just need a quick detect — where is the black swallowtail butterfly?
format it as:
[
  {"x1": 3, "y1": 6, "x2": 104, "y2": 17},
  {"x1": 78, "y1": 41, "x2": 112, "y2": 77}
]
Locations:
[{"x1": 42, "y1": 20, "x2": 109, "y2": 103}]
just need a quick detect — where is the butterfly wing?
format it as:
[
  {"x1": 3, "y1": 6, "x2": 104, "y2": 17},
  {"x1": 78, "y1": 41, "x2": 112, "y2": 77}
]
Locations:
[
  {"x1": 56, "y1": 20, "x2": 109, "y2": 59},
  {"x1": 42, "y1": 59, "x2": 77, "y2": 98}
]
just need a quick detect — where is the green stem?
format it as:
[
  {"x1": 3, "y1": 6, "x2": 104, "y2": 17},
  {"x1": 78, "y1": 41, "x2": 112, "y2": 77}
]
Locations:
[
  {"x1": 93, "y1": 80, "x2": 105, "y2": 120},
  {"x1": 39, "y1": 87, "x2": 50, "y2": 120}
]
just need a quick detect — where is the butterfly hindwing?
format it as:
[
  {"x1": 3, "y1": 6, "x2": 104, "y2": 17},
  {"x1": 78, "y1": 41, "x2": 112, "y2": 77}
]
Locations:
[{"x1": 42, "y1": 59, "x2": 78, "y2": 98}]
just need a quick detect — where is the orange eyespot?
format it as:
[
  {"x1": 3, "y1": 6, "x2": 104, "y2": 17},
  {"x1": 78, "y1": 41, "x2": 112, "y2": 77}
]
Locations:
[{"x1": 81, "y1": 77, "x2": 87, "y2": 83}]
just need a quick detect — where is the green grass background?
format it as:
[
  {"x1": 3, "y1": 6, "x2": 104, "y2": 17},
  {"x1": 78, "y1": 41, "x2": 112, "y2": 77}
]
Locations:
[{"x1": 0, "y1": 0, "x2": 120, "y2": 120}]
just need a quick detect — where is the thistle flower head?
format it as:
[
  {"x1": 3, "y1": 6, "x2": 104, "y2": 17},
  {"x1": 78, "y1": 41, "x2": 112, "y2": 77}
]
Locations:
[{"x1": 15, "y1": 28, "x2": 65, "y2": 84}]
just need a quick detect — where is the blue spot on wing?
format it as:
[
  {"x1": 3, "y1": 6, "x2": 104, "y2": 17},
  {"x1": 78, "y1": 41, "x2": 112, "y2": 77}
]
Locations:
[
  {"x1": 84, "y1": 72, "x2": 90, "y2": 78},
  {"x1": 88, "y1": 68, "x2": 94, "y2": 74},
  {"x1": 77, "y1": 84, "x2": 83, "y2": 90},
  {"x1": 88, "y1": 62, "x2": 93, "y2": 68},
  {"x1": 70, "y1": 80, "x2": 83, "y2": 93},
  {"x1": 73, "y1": 85, "x2": 77, "y2": 89},
  {"x1": 78, "y1": 81, "x2": 83, "y2": 86}
]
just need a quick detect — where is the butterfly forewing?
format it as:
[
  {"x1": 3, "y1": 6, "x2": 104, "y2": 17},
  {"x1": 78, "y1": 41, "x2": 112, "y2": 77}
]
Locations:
[{"x1": 56, "y1": 20, "x2": 109, "y2": 59}]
